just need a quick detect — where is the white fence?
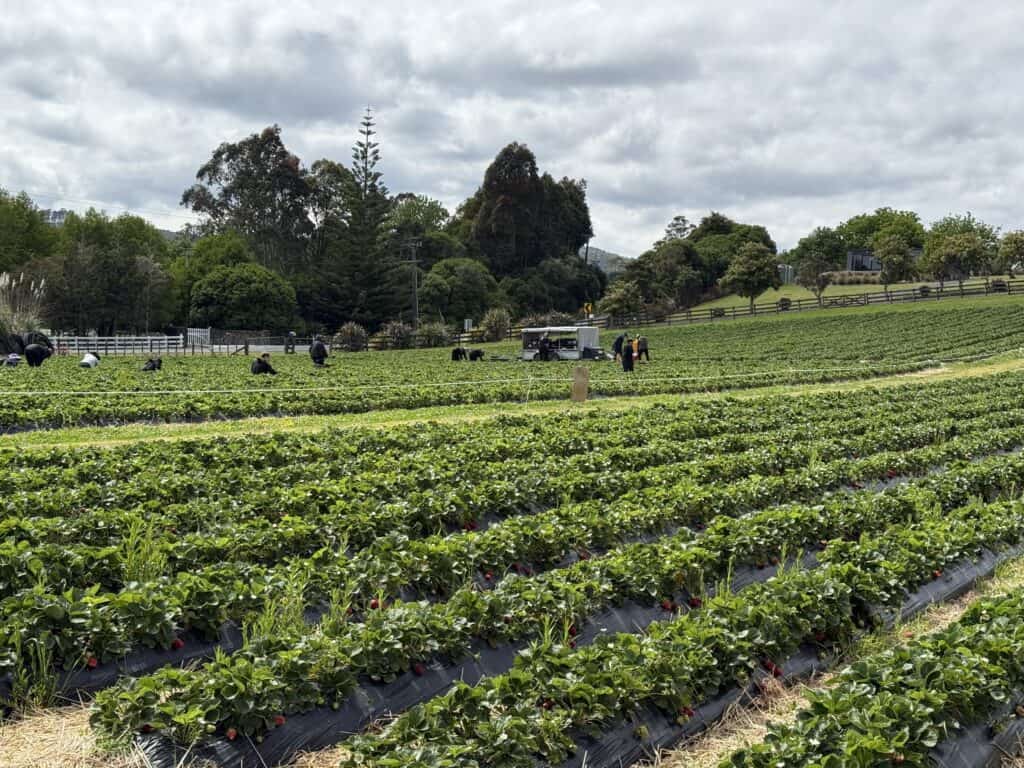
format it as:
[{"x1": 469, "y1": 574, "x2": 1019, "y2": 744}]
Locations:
[{"x1": 54, "y1": 335, "x2": 187, "y2": 356}]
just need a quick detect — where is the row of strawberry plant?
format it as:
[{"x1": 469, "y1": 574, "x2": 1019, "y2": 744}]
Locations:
[
  {"x1": 725, "y1": 588, "x2": 1024, "y2": 767},
  {"x1": 11, "y1": 370, "x2": 1008, "y2": 517},
  {"x1": 11, "y1": 418, "x2": 1024, "y2": 680},
  {"x1": 2, "y1": 300, "x2": 1024, "y2": 432},
  {"x1": 4, "y1": 404, "x2": 1002, "y2": 601},
  {"x1": 332, "y1": 498, "x2": 1024, "y2": 767},
  {"x1": 88, "y1": 451, "x2": 1024, "y2": 745},
  {"x1": 7, "y1": 395, "x2": 1022, "y2": 609}
]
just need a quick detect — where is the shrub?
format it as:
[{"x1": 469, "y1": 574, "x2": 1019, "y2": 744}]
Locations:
[
  {"x1": 479, "y1": 308, "x2": 511, "y2": 342},
  {"x1": 379, "y1": 321, "x2": 414, "y2": 350},
  {"x1": 521, "y1": 311, "x2": 576, "y2": 328},
  {"x1": 416, "y1": 321, "x2": 452, "y2": 348},
  {"x1": 332, "y1": 322, "x2": 368, "y2": 352}
]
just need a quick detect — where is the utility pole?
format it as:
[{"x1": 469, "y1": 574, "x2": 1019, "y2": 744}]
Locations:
[{"x1": 402, "y1": 238, "x2": 421, "y2": 329}]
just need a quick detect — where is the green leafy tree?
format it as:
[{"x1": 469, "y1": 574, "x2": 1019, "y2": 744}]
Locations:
[
  {"x1": 653, "y1": 215, "x2": 695, "y2": 247},
  {"x1": 168, "y1": 231, "x2": 252, "y2": 323},
  {"x1": 40, "y1": 210, "x2": 172, "y2": 334},
  {"x1": 189, "y1": 263, "x2": 297, "y2": 330},
  {"x1": 597, "y1": 279, "x2": 644, "y2": 316},
  {"x1": 921, "y1": 232, "x2": 988, "y2": 290},
  {"x1": 0, "y1": 190, "x2": 58, "y2": 272},
  {"x1": 384, "y1": 194, "x2": 450, "y2": 236},
  {"x1": 998, "y1": 231, "x2": 1024, "y2": 276},
  {"x1": 307, "y1": 159, "x2": 354, "y2": 264},
  {"x1": 419, "y1": 258, "x2": 498, "y2": 323},
  {"x1": 340, "y1": 108, "x2": 395, "y2": 328},
  {"x1": 688, "y1": 212, "x2": 776, "y2": 289},
  {"x1": 871, "y1": 233, "x2": 916, "y2": 294},
  {"x1": 788, "y1": 227, "x2": 846, "y2": 272},
  {"x1": 720, "y1": 242, "x2": 781, "y2": 311},
  {"x1": 465, "y1": 143, "x2": 592, "y2": 277},
  {"x1": 181, "y1": 125, "x2": 312, "y2": 272},
  {"x1": 624, "y1": 239, "x2": 703, "y2": 308},
  {"x1": 924, "y1": 213, "x2": 998, "y2": 287},
  {"x1": 795, "y1": 251, "x2": 835, "y2": 305},
  {"x1": 837, "y1": 208, "x2": 926, "y2": 250}
]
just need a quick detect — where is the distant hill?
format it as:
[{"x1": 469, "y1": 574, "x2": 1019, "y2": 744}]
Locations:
[{"x1": 581, "y1": 245, "x2": 631, "y2": 277}]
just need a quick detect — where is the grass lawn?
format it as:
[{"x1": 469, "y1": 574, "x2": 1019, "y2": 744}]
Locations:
[{"x1": 696, "y1": 276, "x2": 1003, "y2": 310}]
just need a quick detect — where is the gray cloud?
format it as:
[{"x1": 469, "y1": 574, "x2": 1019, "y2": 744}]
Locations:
[{"x1": 2, "y1": 0, "x2": 1024, "y2": 255}]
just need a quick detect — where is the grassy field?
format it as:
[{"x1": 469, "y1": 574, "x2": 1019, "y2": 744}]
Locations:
[
  {"x1": 4, "y1": 300, "x2": 1024, "y2": 767},
  {"x1": 696, "y1": 275, "x2": 1001, "y2": 309}
]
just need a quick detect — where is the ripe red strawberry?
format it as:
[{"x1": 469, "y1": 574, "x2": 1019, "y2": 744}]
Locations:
[
  {"x1": 569, "y1": 640, "x2": 577, "y2": 649},
  {"x1": 568, "y1": 625, "x2": 578, "y2": 637},
  {"x1": 369, "y1": 598, "x2": 380, "y2": 610},
  {"x1": 412, "y1": 662, "x2": 426, "y2": 676},
  {"x1": 661, "y1": 598, "x2": 674, "y2": 611},
  {"x1": 886, "y1": 469, "x2": 898, "y2": 478},
  {"x1": 273, "y1": 715, "x2": 286, "y2": 727},
  {"x1": 484, "y1": 571, "x2": 493, "y2": 581},
  {"x1": 769, "y1": 556, "x2": 780, "y2": 566},
  {"x1": 679, "y1": 706, "x2": 695, "y2": 718},
  {"x1": 171, "y1": 638, "x2": 185, "y2": 651},
  {"x1": 511, "y1": 562, "x2": 522, "y2": 574},
  {"x1": 577, "y1": 549, "x2": 591, "y2": 561},
  {"x1": 541, "y1": 699, "x2": 554, "y2": 710},
  {"x1": 763, "y1": 659, "x2": 782, "y2": 677},
  {"x1": 86, "y1": 656, "x2": 98, "y2": 669},
  {"x1": 689, "y1": 597, "x2": 703, "y2": 608},
  {"x1": 755, "y1": 561, "x2": 766, "y2": 570},
  {"x1": 932, "y1": 569, "x2": 943, "y2": 580},
  {"x1": 814, "y1": 631, "x2": 826, "y2": 642},
  {"x1": 226, "y1": 727, "x2": 238, "y2": 741},
  {"x1": 141, "y1": 723, "x2": 154, "y2": 734}
]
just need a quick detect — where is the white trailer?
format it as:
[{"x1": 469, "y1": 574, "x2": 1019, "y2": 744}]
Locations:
[{"x1": 520, "y1": 326, "x2": 603, "y2": 361}]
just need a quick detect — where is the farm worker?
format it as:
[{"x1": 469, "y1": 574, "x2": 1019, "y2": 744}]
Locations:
[
  {"x1": 4, "y1": 353, "x2": 20, "y2": 367},
  {"x1": 612, "y1": 332, "x2": 625, "y2": 361},
  {"x1": 636, "y1": 335, "x2": 650, "y2": 362},
  {"x1": 142, "y1": 357, "x2": 162, "y2": 372},
  {"x1": 251, "y1": 352, "x2": 278, "y2": 375},
  {"x1": 24, "y1": 344, "x2": 52, "y2": 367},
  {"x1": 538, "y1": 334, "x2": 552, "y2": 361},
  {"x1": 79, "y1": 352, "x2": 100, "y2": 369},
  {"x1": 621, "y1": 336, "x2": 635, "y2": 373},
  {"x1": 309, "y1": 336, "x2": 328, "y2": 367}
]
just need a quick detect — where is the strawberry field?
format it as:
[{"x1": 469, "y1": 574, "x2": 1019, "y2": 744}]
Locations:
[
  {"x1": 6, "y1": 351, "x2": 1024, "y2": 766},
  {"x1": 3, "y1": 297, "x2": 1024, "y2": 431}
]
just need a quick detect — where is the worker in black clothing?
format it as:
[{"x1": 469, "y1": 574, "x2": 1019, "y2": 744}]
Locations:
[
  {"x1": 309, "y1": 336, "x2": 328, "y2": 367},
  {"x1": 612, "y1": 332, "x2": 626, "y2": 362},
  {"x1": 621, "y1": 337, "x2": 635, "y2": 373},
  {"x1": 251, "y1": 352, "x2": 278, "y2": 375},
  {"x1": 24, "y1": 344, "x2": 52, "y2": 368},
  {"x1": 142, "y1": 357, "x2": 162, "y2": 371}
]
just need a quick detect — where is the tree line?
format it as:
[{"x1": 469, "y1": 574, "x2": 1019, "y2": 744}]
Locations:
[
  {"x1": 4, "y1": 111, "x2": 1024, "y2": 337},
  {"x1": 601, "y1": 207, "x2": 1024, "y2": 316},
  {"x1": 0, "y1": 110, "x2": 606, "y2": 338}
]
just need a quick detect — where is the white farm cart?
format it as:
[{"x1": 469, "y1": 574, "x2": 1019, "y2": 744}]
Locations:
[{"x1": 520, "y1": 326, "x2": 605, "y2": 361}]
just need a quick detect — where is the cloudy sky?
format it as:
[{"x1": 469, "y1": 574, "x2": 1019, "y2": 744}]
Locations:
[{"x1": 2, "y1": 1, "x2": 1023, "y2": 255}]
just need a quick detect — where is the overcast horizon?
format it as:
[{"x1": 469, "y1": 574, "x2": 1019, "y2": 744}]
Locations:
[{"x1": 3, "y1": 1, "x2": 1023, "y2": 256}]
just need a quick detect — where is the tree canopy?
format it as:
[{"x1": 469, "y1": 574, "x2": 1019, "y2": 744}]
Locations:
[{"x1": 720, "y1": 242, "x2": 781, "y2": 310}]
